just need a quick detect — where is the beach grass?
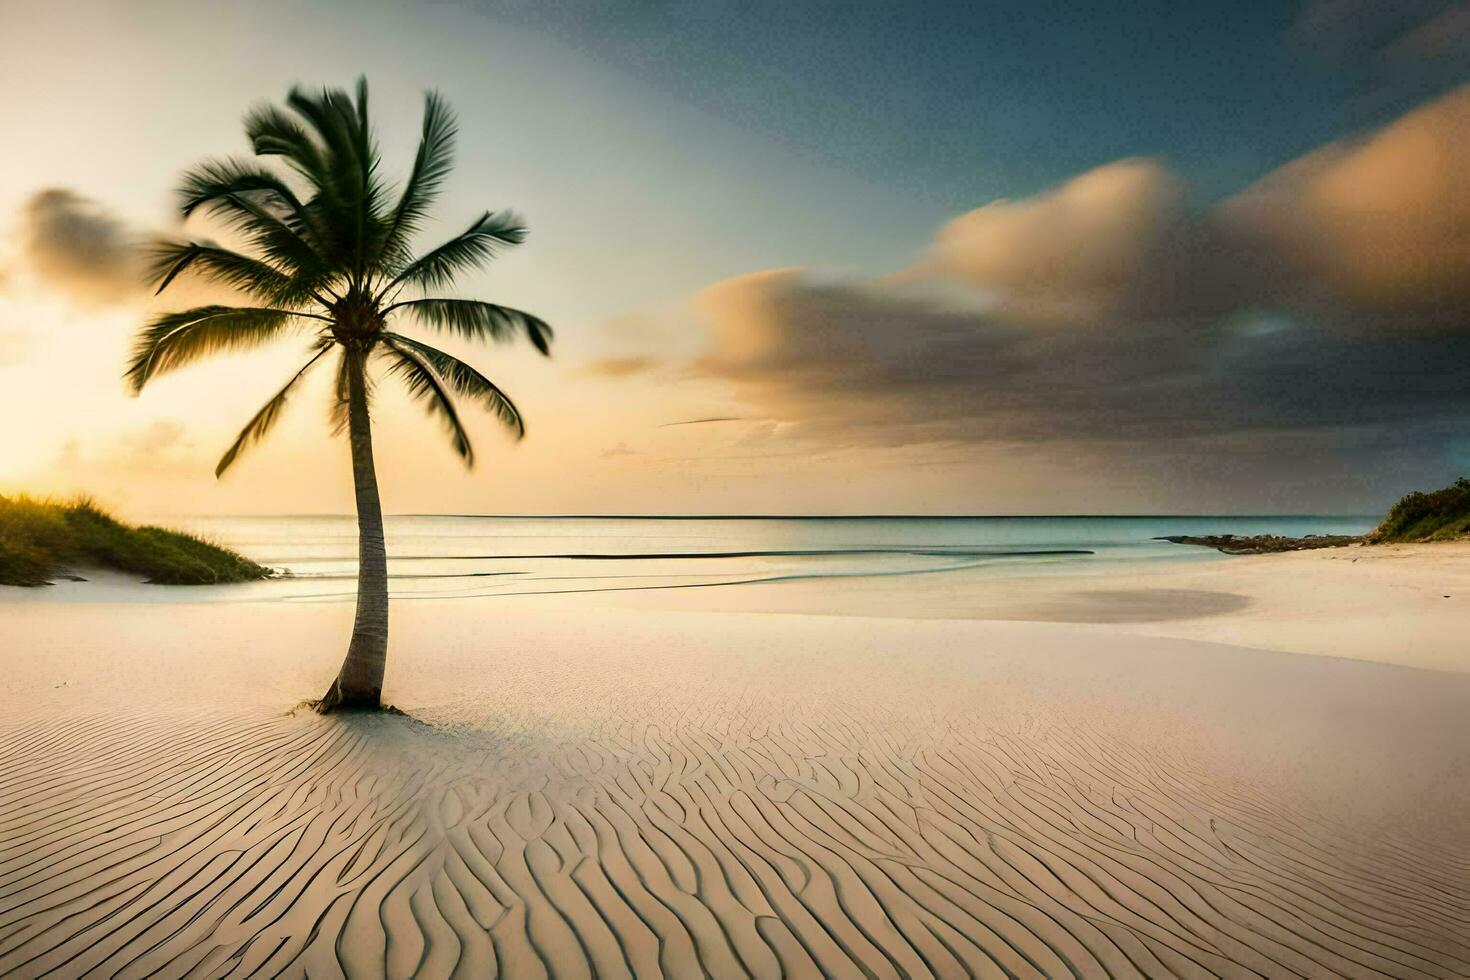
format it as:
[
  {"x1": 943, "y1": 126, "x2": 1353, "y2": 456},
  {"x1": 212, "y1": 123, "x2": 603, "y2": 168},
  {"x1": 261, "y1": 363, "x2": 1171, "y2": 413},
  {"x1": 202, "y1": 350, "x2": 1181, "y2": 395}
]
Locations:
[
  {"x1": 1368, "y1": 477, "x2": 1470, "y2": 543},
  {"x1": 0, "y1": 495, "x2": 271, "y2": 586}
]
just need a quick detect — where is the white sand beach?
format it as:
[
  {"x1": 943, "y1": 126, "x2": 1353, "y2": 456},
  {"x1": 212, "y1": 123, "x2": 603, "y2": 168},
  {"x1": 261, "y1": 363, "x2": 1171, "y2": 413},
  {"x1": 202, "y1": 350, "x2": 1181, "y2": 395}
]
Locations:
[
  {"x1": 5, "y1": 1, "x2": 1470, "y2": 971},
  {"x1": 1, "y1": 544, "x2": 1467, "y2": 978},
  {"x1": 612, "y1": 542, "x2": 1470, "y2": 674}
]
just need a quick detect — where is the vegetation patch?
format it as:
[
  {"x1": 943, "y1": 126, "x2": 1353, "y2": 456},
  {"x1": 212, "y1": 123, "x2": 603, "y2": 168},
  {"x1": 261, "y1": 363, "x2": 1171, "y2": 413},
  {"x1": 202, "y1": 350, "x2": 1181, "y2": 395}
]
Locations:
[
  {"x1": 0, "y1": 496, "x2": 272, "y2": 587},
  {"x1": 1367, "y1": 478, "x2": 1470, "y2": 543}
]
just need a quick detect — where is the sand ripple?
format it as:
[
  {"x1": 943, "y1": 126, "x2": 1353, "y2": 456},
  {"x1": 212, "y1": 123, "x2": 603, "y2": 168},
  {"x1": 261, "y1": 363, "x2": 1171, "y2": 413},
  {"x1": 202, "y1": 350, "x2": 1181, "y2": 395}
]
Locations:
[{"x1": 2, "y1": 695, "x2": 1465, "y2": 979}]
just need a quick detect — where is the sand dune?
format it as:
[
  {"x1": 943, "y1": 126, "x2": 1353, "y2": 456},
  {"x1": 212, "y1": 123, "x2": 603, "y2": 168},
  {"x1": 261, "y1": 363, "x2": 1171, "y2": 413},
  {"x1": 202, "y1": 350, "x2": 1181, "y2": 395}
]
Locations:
[{"x1": 1, "y1": 603, "x2": 1466, "y2": 978}]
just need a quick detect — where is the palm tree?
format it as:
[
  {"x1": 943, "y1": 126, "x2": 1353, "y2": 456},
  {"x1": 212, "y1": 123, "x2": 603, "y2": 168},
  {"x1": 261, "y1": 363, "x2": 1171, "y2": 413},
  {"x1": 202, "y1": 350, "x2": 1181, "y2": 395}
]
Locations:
[{"x1": 126, "y1": 79, "x2": 552, "y2": 712}]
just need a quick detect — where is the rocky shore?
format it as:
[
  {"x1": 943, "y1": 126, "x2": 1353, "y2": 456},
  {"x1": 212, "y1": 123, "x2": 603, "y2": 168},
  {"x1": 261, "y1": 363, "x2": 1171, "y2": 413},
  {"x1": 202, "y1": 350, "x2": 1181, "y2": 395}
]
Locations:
[{"x1": 1156, "y1": 533, "x2": 1362, "y2": 555}]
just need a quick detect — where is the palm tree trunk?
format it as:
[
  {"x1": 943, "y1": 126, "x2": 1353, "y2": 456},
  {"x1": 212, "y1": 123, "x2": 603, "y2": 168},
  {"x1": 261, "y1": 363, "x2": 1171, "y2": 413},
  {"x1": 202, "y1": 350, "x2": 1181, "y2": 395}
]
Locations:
[{"x1": 317, "y1": 352, "x2": 389, "y2": 711}]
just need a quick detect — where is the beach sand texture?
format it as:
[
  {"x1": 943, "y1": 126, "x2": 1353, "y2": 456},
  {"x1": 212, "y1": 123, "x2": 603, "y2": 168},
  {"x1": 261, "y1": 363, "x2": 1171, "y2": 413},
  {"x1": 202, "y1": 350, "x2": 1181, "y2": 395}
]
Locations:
[
  {"x1": 598, "y1": 542, "x2": 1470, "y2": 675},
  {"x1": 1, "y1": 598, "x2": 1466, "y2": 978}
]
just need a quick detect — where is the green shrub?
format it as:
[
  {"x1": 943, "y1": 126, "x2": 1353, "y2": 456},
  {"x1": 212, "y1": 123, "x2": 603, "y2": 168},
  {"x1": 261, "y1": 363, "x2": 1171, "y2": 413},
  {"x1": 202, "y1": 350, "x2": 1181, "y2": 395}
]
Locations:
[
  {"x1": 1367, "y1": 478, "x2": 1470, "y2": 543},
  {"x1": 0, "y1": 495, "x2": 272, "y2": 586}
]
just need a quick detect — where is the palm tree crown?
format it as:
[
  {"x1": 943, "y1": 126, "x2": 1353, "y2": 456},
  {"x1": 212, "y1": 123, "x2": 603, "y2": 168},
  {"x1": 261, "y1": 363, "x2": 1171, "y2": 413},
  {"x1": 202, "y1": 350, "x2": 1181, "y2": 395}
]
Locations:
[
  {"x1": 128, "y1": 78, "x2": 552, "y2": 711},
  {"x1": 127, "y1": 77, "x2": 552, "y2": 473}
]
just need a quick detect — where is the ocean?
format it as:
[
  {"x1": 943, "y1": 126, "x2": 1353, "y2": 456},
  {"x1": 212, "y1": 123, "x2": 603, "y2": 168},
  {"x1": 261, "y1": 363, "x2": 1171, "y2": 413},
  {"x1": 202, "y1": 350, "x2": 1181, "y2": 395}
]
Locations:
[{"x1": 164, "y1": 514, "x2": 1377, "y2": 604}]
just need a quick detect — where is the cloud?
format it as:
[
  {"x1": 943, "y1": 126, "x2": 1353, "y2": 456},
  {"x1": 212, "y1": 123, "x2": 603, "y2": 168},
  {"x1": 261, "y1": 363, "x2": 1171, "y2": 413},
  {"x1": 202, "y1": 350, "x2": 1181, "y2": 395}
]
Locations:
[
  {"x1": 1382, "y1": 3, "x2": 1470, "y2": 64},
  {"x1": 658, "y1": 416, "x2": 744, "y2": 427},
  {"x1": 119, "y1": 419, "x2": 188, "y2": 454},
  {"x1": 580, "y1": 356, "x2": 656, "y2": 378},
  {"x1": 53, "y1": 420, "x2": 204, "y2": 483},
  {"x1": 1292, "y1": 0, "x2": 1459, "y2": 60},
  {"x1": 686, "y1": 86, "x2": 1470, "y2": 460},
  {"x1": 911, "y1": 84, "x2": 1470, "y2": 331},
  {"x1": 20, "y1": 189, "x2": 144, "y2": 306},
  {"x1": 914, "y1": 159, "x2": 1209, "y2": 326},
  {"x1": 1222, "y1": 83, "x2": 1470, "y2": 327},
  {"x1": 1290, "y1": 1, "x2": 1470, "y2": 110},
  {"x1": 698, "y1": 271, "x2": 1470, "y2": 447}
]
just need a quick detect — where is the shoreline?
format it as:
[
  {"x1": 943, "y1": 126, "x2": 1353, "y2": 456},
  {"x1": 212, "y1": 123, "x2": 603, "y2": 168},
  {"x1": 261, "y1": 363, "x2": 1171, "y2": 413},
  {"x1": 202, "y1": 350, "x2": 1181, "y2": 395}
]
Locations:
[
  {"x1": 6, "y1": 541, "x2": 1468, "y2": 673},
  {"x1": 595, "y1": 541, "x2": 1470, "y2": 674}
]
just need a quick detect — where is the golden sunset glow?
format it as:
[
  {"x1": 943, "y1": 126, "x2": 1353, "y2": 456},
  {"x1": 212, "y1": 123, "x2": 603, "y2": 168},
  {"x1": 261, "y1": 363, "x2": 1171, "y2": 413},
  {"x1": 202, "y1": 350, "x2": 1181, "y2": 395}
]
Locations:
[{"x1": 4, "y1": 3, "x2": 1469, "y2": 515}]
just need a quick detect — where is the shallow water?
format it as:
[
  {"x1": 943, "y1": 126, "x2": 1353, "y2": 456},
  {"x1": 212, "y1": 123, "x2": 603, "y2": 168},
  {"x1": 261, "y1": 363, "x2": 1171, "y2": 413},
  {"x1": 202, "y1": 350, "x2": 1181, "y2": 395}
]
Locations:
[{"x1": 165, "y1": 514, "x2": 1375, "y2": 604}]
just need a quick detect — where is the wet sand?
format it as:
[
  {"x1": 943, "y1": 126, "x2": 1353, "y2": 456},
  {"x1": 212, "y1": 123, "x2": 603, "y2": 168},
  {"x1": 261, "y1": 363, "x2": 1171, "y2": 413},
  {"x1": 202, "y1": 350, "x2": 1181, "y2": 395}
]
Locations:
[{"x1": 1, "y1": 592, "x2": 1466, "y2": 978}]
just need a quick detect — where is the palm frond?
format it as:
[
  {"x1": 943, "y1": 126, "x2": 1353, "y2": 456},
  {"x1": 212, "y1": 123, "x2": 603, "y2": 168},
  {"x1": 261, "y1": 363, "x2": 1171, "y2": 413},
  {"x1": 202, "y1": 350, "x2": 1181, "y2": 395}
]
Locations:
[
  {"x1": 383, "y1": 333, "x2": 524, "y2": 437},
  {"x1": 385, "y1": 298, "x2": 552, "y2": 354},
  {"x1": 177, "y1": 159, "x2": 329, "y2": 280},
  {"x1": 381, "y1": 211, "x2": 526, "y2": 295},
  {"x1": 126, "y1": 306, "x2": 301, "y2": 393},
  {"x1": 179, "y1": 158, "x2": 306, "y2": 220},
  {"x1": 286, "y1": 87, "x2": 357, "y2": 181},
  {"x1": 136, "y1": 80, "x2": 553, "y2": 473},
  {"x1": 148, "y1": 240, "x2": 316, "y2": 305},
  {"x1": 208, "y1": 195, "x2": 337, "y2": 299},
  {"x1": 250, "y1": 96, "x2": 358, "y2": 272},
  {"x1": 287, "y1": 81, "x2": 388, "y2": 285},
  {"x1": 379, "y1": 341, "x2": 474, "y2": 464},
  {"x1": 244, "y1": 104, "x2": 329, "y2": 188},
  {"x1": 216, "y1": 344, "x2": 331, "y2": 476},
  {"x1": 378, "y1": 91, "x2": 456, "y2": 270},
  {"x1": 353, "y1": 76, "x2": 377, "y2": 190}
]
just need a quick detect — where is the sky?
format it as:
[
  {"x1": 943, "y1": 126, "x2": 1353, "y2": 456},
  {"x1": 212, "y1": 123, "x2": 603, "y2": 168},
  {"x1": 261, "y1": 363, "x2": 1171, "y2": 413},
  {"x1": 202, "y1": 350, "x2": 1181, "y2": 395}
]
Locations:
[{"x1": 0, "y1": 0, "x2": 1468, "y2": 515}]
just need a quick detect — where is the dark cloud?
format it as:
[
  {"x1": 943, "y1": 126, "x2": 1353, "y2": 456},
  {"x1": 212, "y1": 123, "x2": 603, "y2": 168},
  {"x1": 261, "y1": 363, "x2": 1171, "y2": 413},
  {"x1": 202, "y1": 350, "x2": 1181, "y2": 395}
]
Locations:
[
  {"x1": 686, "y1": 87, "x2": 1470, "y2": 501},
  {"x1": 20, "y1": 188, "x2": 144, "y2": 306},
  {"x1": 1292, "y1": 0, "x2": 1462, "y2": 61},
  {"x1": 1382, "y1": 3, "x2": 1470, "y2": 64},
  {"x1": 698, "y1": 271, "x2": 1470, "y2": 448},
  {"x1": 1291, "y1": 1, "x2": 1470, "y2": 115}
]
